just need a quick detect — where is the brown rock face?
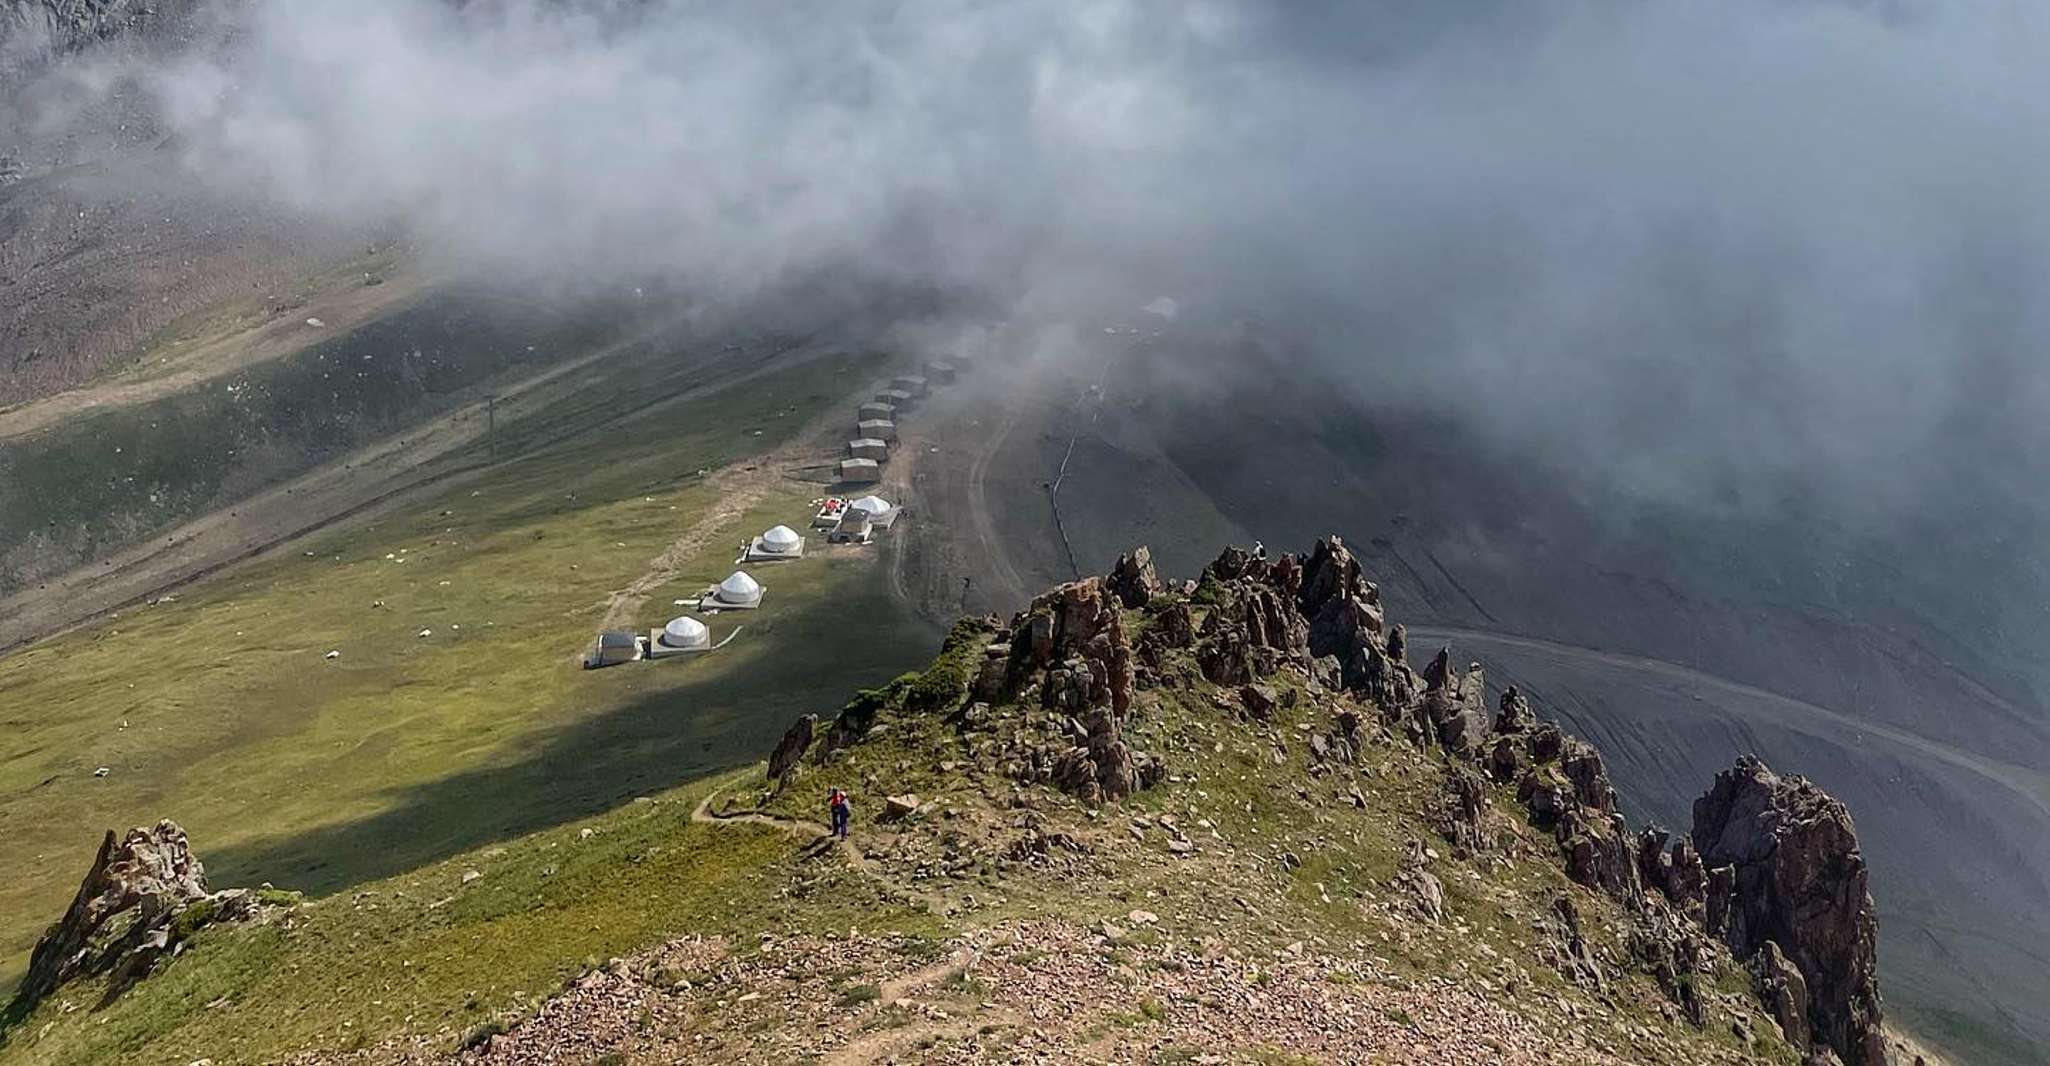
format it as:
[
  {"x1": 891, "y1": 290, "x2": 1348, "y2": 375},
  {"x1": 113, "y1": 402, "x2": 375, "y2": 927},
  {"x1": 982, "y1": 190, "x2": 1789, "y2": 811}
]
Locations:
[
  {"x1": 1106, "y1": 546, "x2": 1163, "y2": 608},
  {"x1": 1003, "y1": 577, "x2": 1142, "y2": 802},
  {"x1": 13, "y1": 821, "x2": 212, "y2": 1012},
  {"x1": 1495, "y1": 685, "x2": 1533, "y2": 733},
  {"x1": 1298, "y1": 536, "x2": 1385, "y2": 659},
  {"x1": 766, "y1": 714, "x2": 817, "y2": 784},
  {"x1": 1561, "y1": 740, "x2": 1618, "y2": 813},
  {"x1": 1417, "y1": 649, "x2": 1492, "y2": 755},
  {"x1": 1693, "y1": 756, "x2": 1887, "y2": 1066},
  {"x1": 1757, "y1": 940, "x2": 1814, "y2": 1051}
]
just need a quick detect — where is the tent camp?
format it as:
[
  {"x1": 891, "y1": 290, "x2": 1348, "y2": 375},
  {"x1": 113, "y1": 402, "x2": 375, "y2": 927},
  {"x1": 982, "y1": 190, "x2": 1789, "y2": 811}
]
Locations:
[
  {"x1": 700, "y1": 570, "x2": 765, "y2": 610},
  {"x1": 891, "y1": 375, "x2": 930, "y2": 397},
  {"x1": 856, "y1": 418, "x2": 897, "y2": 442},
  {"x1": 745, "y1": 524, "x2": 805, "y2": 561},
  {"x1": 847, "y1": 438, "x2": 890, "y2": 461},
  {"x1": 925, "y1": 361, "x2": 958, "y2": 384},
  {"x1": 875, "y1": 388, "x2": 915, "y2": 411},
  {"x1": 838, "y1": 458, "x2": 882, "y2": 483},
  {"x1": 857, "y1": 401, "x2": 896, "y2": 422}
]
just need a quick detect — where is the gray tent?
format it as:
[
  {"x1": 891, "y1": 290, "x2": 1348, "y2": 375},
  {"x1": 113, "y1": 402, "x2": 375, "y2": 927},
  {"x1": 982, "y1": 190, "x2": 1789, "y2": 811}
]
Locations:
[{"x1": 838, "y1": 458, "x2": 882, "y2": 483}]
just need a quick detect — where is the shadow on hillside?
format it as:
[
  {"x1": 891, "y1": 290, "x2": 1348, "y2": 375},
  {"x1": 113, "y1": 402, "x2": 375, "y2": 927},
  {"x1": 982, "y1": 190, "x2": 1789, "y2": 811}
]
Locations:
[{"x1": 202, "y1": 610, "x2": 940, "y2": 900}]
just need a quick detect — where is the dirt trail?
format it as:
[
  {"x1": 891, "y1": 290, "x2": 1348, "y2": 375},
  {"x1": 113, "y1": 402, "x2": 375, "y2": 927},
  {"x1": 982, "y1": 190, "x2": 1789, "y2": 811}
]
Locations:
[
  {"x1": 0, "y1": 271, "x2": 430, "y2": 443},
  {"x1": 961, "y1": 408, "x2": 1032, "y2": 607},
  {"x1": 592, "y1": 379, "x2": 872, "y2": 633},
  {"x1": 0, "y1": 322, "x2": 788, "y2": 656},
  {"x1": 816, "y1": 949, "x2": 1009, "y2": 1066},
  {"x1": 689, "y1": 789, "x2": 944, "y2": 914}
]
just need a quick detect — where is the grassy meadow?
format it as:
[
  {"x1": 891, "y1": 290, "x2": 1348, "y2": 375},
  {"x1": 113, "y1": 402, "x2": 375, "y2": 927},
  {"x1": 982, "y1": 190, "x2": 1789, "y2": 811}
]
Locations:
[{"x1": 0, "y1": 350, "x2": 939, "y2": 999}]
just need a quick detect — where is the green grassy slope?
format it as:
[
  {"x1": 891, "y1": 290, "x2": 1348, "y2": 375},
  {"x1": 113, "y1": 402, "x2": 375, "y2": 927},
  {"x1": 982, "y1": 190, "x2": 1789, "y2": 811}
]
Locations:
[
  {"x1": 0, "y1": 287, "x2": 632, "y2": 597},
  {"x1": 0, "y1": 352, "x2": 938, "y2": 997},
  {"x1": 1, "y1": 587, "x2": 1802, "y2": 1065}
]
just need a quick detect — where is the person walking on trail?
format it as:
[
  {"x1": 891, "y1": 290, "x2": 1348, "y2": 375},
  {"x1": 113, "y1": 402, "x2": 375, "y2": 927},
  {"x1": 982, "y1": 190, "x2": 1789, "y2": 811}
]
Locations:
[
  {"x1": 828, "y1": 788, "x2": 851, "y2": 840},
  {"x1": 1253, "y1": 540, "x2": 1267, "y2": 561}
]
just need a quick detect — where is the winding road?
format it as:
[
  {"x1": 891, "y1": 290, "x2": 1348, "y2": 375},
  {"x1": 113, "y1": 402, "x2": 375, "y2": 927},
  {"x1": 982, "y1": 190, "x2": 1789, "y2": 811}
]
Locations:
[{"x1": 1409, "y1": 624, "x2": 2050, "y2": 825}]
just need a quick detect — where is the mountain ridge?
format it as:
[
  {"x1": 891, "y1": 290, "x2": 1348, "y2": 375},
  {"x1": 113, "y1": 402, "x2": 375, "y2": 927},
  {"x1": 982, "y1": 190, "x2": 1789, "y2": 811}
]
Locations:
[{"x1": 1, "y1": 535, "x2": 1944, "y2": 1066}]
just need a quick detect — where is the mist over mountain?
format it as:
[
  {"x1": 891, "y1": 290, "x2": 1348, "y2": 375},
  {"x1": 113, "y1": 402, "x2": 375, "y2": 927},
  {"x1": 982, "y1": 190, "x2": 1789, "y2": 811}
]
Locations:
[
  {"x1": 9, "y1": 0, "x2": 2047, "y2": 516},
  {"x1": 7, "y1": 2, "x2": 2050, "y2": 1061}
]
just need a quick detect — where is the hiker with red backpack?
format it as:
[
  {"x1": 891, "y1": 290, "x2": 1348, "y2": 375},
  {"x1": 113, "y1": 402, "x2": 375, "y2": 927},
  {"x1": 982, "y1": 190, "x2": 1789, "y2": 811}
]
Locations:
[{"x1": 828, "y1": 788, "x2": 851, "y2": 840}]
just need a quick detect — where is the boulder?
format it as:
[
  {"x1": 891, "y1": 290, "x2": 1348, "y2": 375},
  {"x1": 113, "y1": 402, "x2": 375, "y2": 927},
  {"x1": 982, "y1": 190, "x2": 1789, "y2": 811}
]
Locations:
[
  {"x1": 1561, "y1": 740, "x2": 1618, "y2": 812},
  {"x1": 1495, "y1": 685, "x2": 1533, "y2": 733},
  {"x1": 1202, "y1": 545, "x2": 1260, "y2": 584},
  {"x1": 1418, "y1": 650, "x2": 1491, "y2": 755},
  {"x1": 1106, "y1": 546, "x2": 1163, "y2": 608},
  {"x1": 1638, "y1": 825, "x2": 1675, "y2": 897},
  {"x1": 879, "y1": 794, "x2": 922, "y2": 822},
  {"x1": 1557, "y1": 807, "x2": 1643, "y2": 907},
  {"x1": 1487, "y1": 735, "x2": 1527, "y2": 783},
  {"x1": 1438, "y1": 765, "x2": 1490, "y2": 854},
  {"x1": 1693, "y1": 756, "x2": 1887, "y2": 1066}
]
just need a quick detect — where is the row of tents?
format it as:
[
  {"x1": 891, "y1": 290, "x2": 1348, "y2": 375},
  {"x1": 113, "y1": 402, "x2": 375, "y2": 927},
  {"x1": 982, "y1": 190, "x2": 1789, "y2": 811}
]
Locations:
[
  {"x1": 838, "y1": 358, "x2": 965, "y2": 483},
  {"x1": 586, "y1": 359, "x2": 965, "y2": 669},
  {"x1": 583, "y1": 497, "x2": 899, "y2": 669}
]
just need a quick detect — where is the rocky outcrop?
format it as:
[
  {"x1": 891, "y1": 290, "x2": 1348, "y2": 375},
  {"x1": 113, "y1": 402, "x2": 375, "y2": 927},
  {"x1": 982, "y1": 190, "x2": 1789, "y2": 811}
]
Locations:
[
  {"x1": 11, "y1": 821, "x2": 273, "y2": 1014},
  {"x1": 1420, "y1": 649, "x2": 1491, "y2": 755},
  {"x1": 1106, "y1": 546, "x2": 1163, "y2": 609},
  {"x1": 1436, "y1": 765, "x2": 1491, "y2": 855},
  {"x1": 767, "y1": 714, "x2": 817, "y2": 785},
  {"x1": 1495, "y1": 685, "x2": 1533, "y2": 733},
  {"x1": 1001, "y1": 578, "x2": 1145, "y2": 803},
  {"x1": 1693, "y1": 756, "x2": 1887, "y2": 1066},
  {"x1": 1297, "y1": 537, "x2": 1384, "y2": 660},
  {"x1": 899, "y1": 537, "x2": 1892, "y2": 1058}
]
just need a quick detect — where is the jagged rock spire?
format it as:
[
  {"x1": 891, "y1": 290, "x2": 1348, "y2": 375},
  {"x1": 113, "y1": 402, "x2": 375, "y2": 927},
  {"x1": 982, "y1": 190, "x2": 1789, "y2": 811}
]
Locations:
[{"x1": 1694, "y1": 756, "x2": 1888, "y2": 1066}]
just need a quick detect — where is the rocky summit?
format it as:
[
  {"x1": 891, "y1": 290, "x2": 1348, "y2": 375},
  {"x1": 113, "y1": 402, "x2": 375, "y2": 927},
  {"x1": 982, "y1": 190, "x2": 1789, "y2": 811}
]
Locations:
[
  {"x1": 5, "y1": 537, "x2": 1923, "y2": 1065},
  {"x1": 1694, "y1": 757, "x2": 1888, "y2": 1066},
  {"x1": 737, "y1": 535, "x2": 1904, "y2": 1065}
]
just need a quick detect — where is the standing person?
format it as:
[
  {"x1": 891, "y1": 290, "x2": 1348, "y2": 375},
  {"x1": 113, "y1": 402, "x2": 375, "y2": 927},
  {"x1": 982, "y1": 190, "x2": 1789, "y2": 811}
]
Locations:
[{"x1": 828, "y1": 788, "x2": 851, "y2": 840}]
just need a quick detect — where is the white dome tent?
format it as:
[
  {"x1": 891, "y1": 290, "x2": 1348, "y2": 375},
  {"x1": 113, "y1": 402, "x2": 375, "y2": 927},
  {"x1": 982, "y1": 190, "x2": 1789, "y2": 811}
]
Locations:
[
  {"x1": 700, "y1": 569, "x2": 764, "y2": 610},
  {"x1": 660, "y1": 616, "x2": 710, "y2": 649},
  {"x1": 745, "y1": 523, "x2": 806, "y2": 562},
  {"x1": 849, "y1": 494, "x2": 900, "y2": 529},
  {"x1": 645, "y1": 613, "x2": 742, "y2": 661}
]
